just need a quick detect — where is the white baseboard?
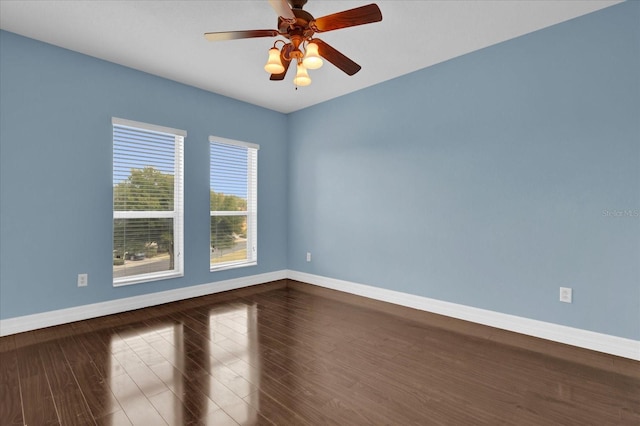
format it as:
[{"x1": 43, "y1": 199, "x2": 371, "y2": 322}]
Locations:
[
  {"x1": 288, "y1": 270, "x2": 640, "y2": 361},
  {"x1": 0, "y1": 270, "x2": 287, "y2": 337},
  {"x1": 2, "y1": 269, "x2": 638, "y2": 361}
]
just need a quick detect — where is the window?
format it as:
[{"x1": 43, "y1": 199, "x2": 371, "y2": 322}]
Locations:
[
  {"x1": 210, "y1": 136, "x2": 258, "y2": 271},
  {"x1": 112, "y1": 118, "x2": 185, "y2": 286}
]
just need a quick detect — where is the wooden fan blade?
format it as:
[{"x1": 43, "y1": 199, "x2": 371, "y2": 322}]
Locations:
[
  {"x1": 204, "y1": 29, "x2": 279, "y2": 41},
  {"x1": 268, "y1": 0, "x2": 295, "y2": 20},
  {"x1": 314, "y1": 39, "x2": 361, "y2": 76},
  {"x1": 270, "y1": 44, "x2": 293, "y2": 80},
  {"x1": 312, "y1": 4, "x2": 382, "y2": 33}
]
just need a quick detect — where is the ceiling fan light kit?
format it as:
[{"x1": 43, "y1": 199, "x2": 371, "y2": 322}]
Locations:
[{"x1": 205, "y1": 0, "x2": 382, "y2": 87}]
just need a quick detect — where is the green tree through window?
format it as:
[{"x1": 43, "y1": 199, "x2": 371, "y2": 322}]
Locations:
[{"x1": 114, "y1": 167, "x2": 176, "y2": 268}]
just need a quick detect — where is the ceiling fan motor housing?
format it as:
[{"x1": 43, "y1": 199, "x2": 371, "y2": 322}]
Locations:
[{"x1": 278, "y1": 9, "x2": 315, "y2": 39}]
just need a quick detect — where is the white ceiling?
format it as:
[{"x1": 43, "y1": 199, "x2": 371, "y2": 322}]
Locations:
[{"x1": 0, "y1": 0, "x2": 620, "y2": 113}]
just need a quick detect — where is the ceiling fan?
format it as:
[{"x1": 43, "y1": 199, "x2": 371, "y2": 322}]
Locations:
[{"x1": 204, "y1": 0, "x2": 383, "y2": 86}]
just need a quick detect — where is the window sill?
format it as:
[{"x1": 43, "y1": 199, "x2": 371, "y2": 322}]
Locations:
[
  {"x1": 113, "y1": 271, "x2": 183, "y2": 287},
  {"x1": 210, "y1": 261, "x2": 257, "y2": 273}
]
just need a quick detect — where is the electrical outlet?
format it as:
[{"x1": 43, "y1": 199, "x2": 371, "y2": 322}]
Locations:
[
  {"x1": 559, "y1": 287, "x2": 572, "y2": 303},
  {"x1": 306, "y1": 252, "x2": 311, "y2": 262},
  {"x1": 78, "y1": 273, "x2": 88, "y2": 287}
]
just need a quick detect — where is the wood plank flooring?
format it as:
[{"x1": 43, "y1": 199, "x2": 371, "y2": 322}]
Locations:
[{"x1": 1, "y1": 282, "x2": 638, "y2": 425}]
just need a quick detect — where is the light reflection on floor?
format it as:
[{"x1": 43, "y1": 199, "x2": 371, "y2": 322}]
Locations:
[
  {"x1": 208, "y1": 304, "x2": 259, "y2": 425},
  {"x1": 107, "y1": 303, "x2": 258, "y2": 425}
]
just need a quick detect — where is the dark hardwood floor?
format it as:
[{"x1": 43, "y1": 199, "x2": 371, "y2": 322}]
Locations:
[{"x1": 1, "y1": 281, "x2": 638, "y2": 425}]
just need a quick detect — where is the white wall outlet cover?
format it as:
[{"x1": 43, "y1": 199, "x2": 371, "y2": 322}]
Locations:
[
  {"x1": 559, "y1": 287, "x2": 572, "y2": 303},
  {"x1": 78, "y1": 273, "x2": 88, "y2": 287}
]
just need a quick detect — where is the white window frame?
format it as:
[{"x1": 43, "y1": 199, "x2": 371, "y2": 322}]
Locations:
[
  {"x1": 112, "y1": 117, "x2": 185, "y2": 286},
  {"x1": 209, "y1": 135, "x2": 259, "y2": 271}
]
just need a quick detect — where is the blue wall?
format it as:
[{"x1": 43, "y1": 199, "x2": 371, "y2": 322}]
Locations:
[
  {"x1": 1, "y1": 2, "x2": 638, "y2": 340},
  {"x1": 0, "y1": 31, "x2": 289, "y2": 319},
  {"x1": 287, "y1": 2, "x2": 639, "y2": 340}
]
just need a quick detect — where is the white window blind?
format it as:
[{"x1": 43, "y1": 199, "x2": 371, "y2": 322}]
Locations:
[
  {"x1": 113, "y1": 117, "x2": 185, "y2": 286},
  {"x1": 209, "y1": 136, "x2": 258, "y2": 271}
]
